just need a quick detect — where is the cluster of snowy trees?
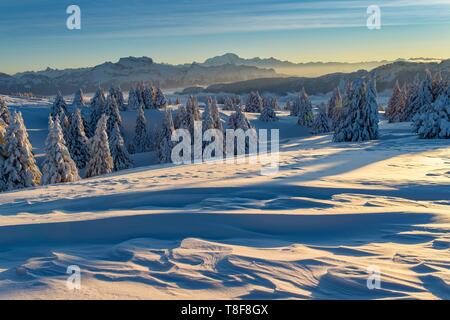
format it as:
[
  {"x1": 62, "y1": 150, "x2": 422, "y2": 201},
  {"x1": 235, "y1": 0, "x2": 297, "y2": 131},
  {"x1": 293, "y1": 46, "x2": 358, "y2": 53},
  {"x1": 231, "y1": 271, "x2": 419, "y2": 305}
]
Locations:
[
  {"x1": 128, "y1": 83, "x2": 167, "y2": 110},
  {"x1": 332, "y1": 78, "x2": 379, "y2": 142},
  {"x1": 386, "y1": 70, "x2": 449, "y2": 139}
]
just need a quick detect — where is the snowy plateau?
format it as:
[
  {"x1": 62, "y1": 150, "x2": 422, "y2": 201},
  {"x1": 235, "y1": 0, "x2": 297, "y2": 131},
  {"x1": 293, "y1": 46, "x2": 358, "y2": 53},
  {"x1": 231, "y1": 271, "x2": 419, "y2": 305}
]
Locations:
[{"x1": 0, "y1": 94, "x2": 449, "y2": 300}]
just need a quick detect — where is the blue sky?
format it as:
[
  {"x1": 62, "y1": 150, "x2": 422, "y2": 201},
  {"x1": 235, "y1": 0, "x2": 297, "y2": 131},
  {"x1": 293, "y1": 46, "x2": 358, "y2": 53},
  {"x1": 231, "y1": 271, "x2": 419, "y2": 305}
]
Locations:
[{"x1": 1, "y1": 0, "x2": 450, "y2": 74}]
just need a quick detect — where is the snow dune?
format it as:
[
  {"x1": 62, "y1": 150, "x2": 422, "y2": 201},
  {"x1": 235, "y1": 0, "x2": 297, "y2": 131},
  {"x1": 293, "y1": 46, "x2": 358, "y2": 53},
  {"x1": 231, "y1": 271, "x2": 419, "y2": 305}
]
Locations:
[{"x1": 0, "y1": 100, "x2": 449, "y2": 299}]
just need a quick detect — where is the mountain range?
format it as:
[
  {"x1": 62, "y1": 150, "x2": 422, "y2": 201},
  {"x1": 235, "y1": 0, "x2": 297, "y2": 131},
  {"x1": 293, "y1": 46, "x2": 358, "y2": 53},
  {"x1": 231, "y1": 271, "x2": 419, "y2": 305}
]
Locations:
[
  {"x1": 0, "y1": 54, "x2": 447, "y2": 96},
  {"x1": 0, "y1": 56, "x2": 278, "y2": 96}
]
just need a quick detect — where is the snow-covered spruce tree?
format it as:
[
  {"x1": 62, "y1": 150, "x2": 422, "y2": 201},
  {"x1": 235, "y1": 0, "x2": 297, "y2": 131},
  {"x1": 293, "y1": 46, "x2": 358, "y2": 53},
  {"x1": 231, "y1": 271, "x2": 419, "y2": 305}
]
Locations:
[
  {"x1": 158, "y1": 109, "x2": 175, "y2": 163},
  {"x1": 228, "y1": 105, "x2": 252, "y2": 131},
  {"x1": 66, "y1": 108, "x2": 89, "y2": 169},
  {"x1": 153, "y1": 87, "x2": 167, "y2": 109},
  {"x1": 415, "y1": 84, "x2": 450, "y2": 139},
  {"x1": 386, "y1": 81, "x2": 406, "y2": 123},
  {"x1": 296, "y1": 88, "x2": 314, "y2": 127},
  {"x1": 41, "y1": 116, "x2": 80, "y2": 185},
  {"x1": 88, "y1": 88, "x2": 106, "y2": 137},
  {"x1": 333, "y1": 79, "x2": 369, "y2": 142},
  {"x1": 73, "y1": 88, "x2": 85, "y2": 109},
  {"x1": 284, "y1": 100, "x2": 292, "y2": 113},
  {"x1": 207, "y1": 97, "x2": 222, "y2": 130},
  {"x1": 104, "y1": 94, "x2": 122, "y2": 139},
  {"x1": 412, "y1": 70, "x2": 434, "y2": 133},
  {"x1": 259, "y1": 96, "x2": 278, "y2": 122},
  {"x1": 128, "y1": 87, "x2": 141, "y2": 110},
  {"x1": 58, "y1": 109, "x2": 71, "y2": 143},
  {"x1": 110, "y1": 123, "x2": 133, "y2": 171},
  {"x1": 174, "y1": 105, "x2": 189, "y2": 130},
  {"x1": 327, "y1": 87, "x2": 342, "y2": 127},
  {"x1": 132, "y1": 105, "x2": 151, "y2": 153},
  {"x1": 245, "y1": 91, "x2": 263, "y2": 113},
  {"x1": 223, "y1": 96, "x2": 235, "y2": 111},
  {"x1": 51, "y1": 92, "x2": 68, "y2": 120},
  {"x1": 2, "y1": 111, "x2": 41, "y2": 190},
  {"x1": 186, "y1": 95, "x2": 201, "y2": 134},
  {"x1": 143, "y1": 86, "x2": 154, "y2": 109},
  {"x1": 312, "y1": 104, "x2": 331, "y2": 134},
  {"x1": 109, "y1": 86, "x2": 126, "y2": 111},
  {"x1": 432, "y1": 71, "x2": 446, "y2": 101},
  {"x1": 436, "y1": 85, "x2": 450, "y2": 139},
  {"x1": 365, "y1": 78, "x2": 380, "y2": 140},
  {"x1": 0, "y1": 98, "x2": 11, "y2": 125},
  {"x1": 85, "y1": 114, "x2": 114, "y2": 178},
  {"x1": 202, "y1": 103, "x2": 215, "y2": 133}
]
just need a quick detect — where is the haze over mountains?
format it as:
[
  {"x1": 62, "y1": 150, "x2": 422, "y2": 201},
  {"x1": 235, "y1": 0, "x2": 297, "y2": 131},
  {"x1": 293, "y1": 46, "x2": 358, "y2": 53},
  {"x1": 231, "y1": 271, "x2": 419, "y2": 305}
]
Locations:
[{"x1": 0, "y1": 53, "x2": 447, "y2": 96}]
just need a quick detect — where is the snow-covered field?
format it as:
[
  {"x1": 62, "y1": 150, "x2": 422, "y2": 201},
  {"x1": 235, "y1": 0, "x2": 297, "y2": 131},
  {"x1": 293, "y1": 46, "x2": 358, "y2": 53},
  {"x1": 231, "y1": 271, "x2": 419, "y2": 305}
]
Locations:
[{"x1": 0, "y1": 96, "x2": 449, "y2": 299}]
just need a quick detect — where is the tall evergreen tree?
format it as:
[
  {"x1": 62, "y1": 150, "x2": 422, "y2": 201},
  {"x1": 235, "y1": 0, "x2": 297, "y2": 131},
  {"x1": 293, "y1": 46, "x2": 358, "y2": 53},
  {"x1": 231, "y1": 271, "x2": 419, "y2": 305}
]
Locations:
[
  {"x1": 412, "y1": 70, "x2": 434, "y2": 133},
  {"x1": 104, "y1": 94, "x2": 122, "y2": 139},
  {"x1": 67, "y1": 108, "x2": 89, "y2": 169},
  {"x1": 73, "y1": 88, "x2": 86, "y2": 109},
  {"x1": 128, "y1": 87, "x2": 140, "y2": 110},
  {"x1": 333, "y1": 79, "x2": 376, "y2": 142},
  {"x1": 296, "y1": 88, "x2": 314, "y2": 127},
  {"x1": 109, "y1": 86, "x2": 126, "y2": 111},
  {"x1": 51, "y1": 92, "x2": 67, "y2": 120},
  {"x1": 88, "y1": 88, "x2": 106, "y2": 137},
  {"x1": 158, "y1": 109, "x2": 175, "y2": 163},
  {"x1": 259, "y1": 96, "x2": 278, "y2": 122},
  {"x1": 153, "y1": 87, "x2": 167, "y2": 109},
  {"x1": 312, "y1": 104, "x2": 332, "y2": 134},
  {"x1": 132, "y1": 105, "x2": 151, "y2": 153},
  {"x1": 85, "y1": 115, "x2": 113, "y2": 178},
  {"x1": 41, "y1": 116, "x2": 80, "y2": 185},
  {"x1": 328, "y1": 87, "x2": 342, "y2": 127},
  {"x1": 223, "y1": 96, "x2": 235, "y2": 111},
  {"x1": 0, "y1": 98, "x2": 11, "y2": 125},
  {"x1": 110, "y1": 123, "x2": 133, "y2": 171},
  {"x1": 386, "y1": 81, "x2": 406, "y2": 123},
  {"x1": 365, "y1": 78, "x2": 380, "y2": 140},
  {"x1": 186, "y1": 95, "x2": 201, "y2": 134},
  {"x1": 2, "y1": 111, "x2": 41, "y2": 190},
  {"x1": 245, "y1": 91, "x2": 263, "y2": 113}
]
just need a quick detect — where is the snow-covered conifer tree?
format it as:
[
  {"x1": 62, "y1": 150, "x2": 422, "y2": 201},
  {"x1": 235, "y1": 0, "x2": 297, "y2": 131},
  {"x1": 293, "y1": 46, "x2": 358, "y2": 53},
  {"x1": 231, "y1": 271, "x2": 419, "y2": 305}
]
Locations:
[
  {"x1": 73, "y1": 88, "x2": 85, "y2": 109},
  {"x1": 143, "y1": 86, "x2": 154, "y2": 109},
  {"x1": 333, "y1": 79, "x2": 369, "y2": 142},
  {"x1": 110, "y1": 123, "x2": 133, "y2": 171},
  {"x1": 186, "y1": 95, "x2": 201, "y2": 134},
  {"x1": 158, "y1": 109, "x2": 175, "y2": 163},
  {"x1": 365, "y1": 78, "x2": 380, "y2": 140},
  {"x1": 88, "y1": 88, "x2": 106, "y2": 137},
  {"x1": 41, "y1": 116, "x2": 80, "y2": 185},
  {"x1": 85, "y1": 115, "x2": 113, "y2": 178},
  {"x1": 132, "y1": 105, "x2": 150, "y2": 153},
  {"x1": 128, "y1": 87, "x2": 140, "y2": 110},
  {"x1": 223, "y1": 96, "x2": 235, "y2": 111},
  {"x1": 312, "y1": 104, "x2": 331, "y2": 134},
  {"x1": 386, "y1": 81, "x2": 406, "y2": 123},
  {"x1": 227, "y1": 106, "x2": 252, "y2": 131},
  {"x1": 104, "y1": 94, "x2": 122, "y2": 139},
  {"x1": 296, "y1": 88, "x2": 314, "y2": 127},
  {"x1": 153, "y1": 87, "x2": 167, "y2": 109},
  {"x1": 327, "y1": 87, "x2": 342, "y2": 127},
  {"x1": 109, "y1": 86, "x2": 126, "y2": 111},
  {"x1": 66, "y1": 108, "x2": 89, "y2": 169},
  {"x1": 51, "y1": 92, "x2": 67, "y2": 120},
  {"x1": 2, "y1": 111, "x2": 41, "y2": 190},
  {"x1": 259, "y1": 96, "x2": 278, "y2": 122},
  {"x1": 174, "y1": 105, "x2": 189, "y2": 130},
  {"x1": 202, "y1": 103, "x2": 215, "y2": 133},
  {"x1": 0, "y1": 98, "x2": 11, "y2": 125},
  {"x1": 412, "y1": 70, "x2": 434, "y2": 133},
  {"x1": 245, "y1": 91, "x2": 263, "y2": 113},
  {"x1": 415, "y1": 84, "x2": 450, "y2": 139}
]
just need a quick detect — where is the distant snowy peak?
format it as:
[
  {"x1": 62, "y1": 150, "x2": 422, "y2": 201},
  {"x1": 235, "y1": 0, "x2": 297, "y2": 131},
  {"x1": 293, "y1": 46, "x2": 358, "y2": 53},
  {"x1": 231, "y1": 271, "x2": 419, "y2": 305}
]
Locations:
[
  {"x1": 0, "y1": 56, "x2": 278, "y2": 95},
  {"x1": 203, "y1": 53, "x2": 294, "y2": 68}
]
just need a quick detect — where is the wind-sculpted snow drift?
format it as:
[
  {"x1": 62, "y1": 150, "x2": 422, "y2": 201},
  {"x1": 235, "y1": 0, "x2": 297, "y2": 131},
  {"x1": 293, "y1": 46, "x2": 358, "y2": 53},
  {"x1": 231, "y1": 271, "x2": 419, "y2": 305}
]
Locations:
[{"x1": 0, "y1": 111, "x2": 449, "y2": 299}]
